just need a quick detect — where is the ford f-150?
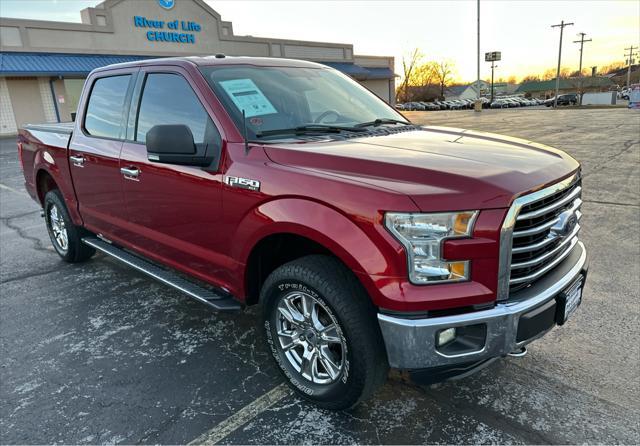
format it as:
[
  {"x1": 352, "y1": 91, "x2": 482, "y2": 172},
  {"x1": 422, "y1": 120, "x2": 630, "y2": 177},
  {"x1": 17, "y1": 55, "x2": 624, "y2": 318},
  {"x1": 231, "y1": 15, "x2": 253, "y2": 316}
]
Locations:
[{"x1": 18, "y1": 56, "x2": 588, "y2": 409}]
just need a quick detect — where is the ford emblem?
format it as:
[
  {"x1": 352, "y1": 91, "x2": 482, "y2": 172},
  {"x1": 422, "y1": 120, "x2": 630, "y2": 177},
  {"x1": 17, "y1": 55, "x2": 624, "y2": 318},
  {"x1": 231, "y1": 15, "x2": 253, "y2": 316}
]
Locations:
[{"x1": 551, "y1": 210, "x2": 578, "y2": 237}]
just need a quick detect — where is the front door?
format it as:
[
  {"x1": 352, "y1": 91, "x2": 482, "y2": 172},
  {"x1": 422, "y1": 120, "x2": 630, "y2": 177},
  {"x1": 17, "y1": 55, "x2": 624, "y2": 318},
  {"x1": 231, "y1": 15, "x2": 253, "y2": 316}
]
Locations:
[
  {"x1": 68, "y1": 71, "x2": 134, "y2": 238},
  {"x1": 119, "y1": 68, "x2": 228, "y2": 286}
]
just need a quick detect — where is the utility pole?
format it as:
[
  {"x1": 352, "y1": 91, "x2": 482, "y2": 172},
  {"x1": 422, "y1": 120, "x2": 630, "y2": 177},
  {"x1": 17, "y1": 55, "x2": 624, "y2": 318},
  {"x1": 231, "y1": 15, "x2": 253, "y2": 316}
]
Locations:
[
  {"x1": 475, "y1": 0, "x2": 481, "y2": 112},
  {"x1": 573, "y1": 32, "x2": 591, "y2": 105},
  {"x1": 551, "y1": 20, "x2": 574, "y2": 108},
  {"x1": 573, "y1": 33, "x2": 592, "y2": 76},
  {"x1": 624, "y1": 45, "x2": 638, "y2": 88}
]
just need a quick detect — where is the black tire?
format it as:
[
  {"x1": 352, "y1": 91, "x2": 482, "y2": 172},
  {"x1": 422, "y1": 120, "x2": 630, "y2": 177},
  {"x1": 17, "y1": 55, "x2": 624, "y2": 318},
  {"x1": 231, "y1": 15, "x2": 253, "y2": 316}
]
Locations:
[
  {"x1": 44, "y1": 189, "x2": 95, "y2": 263},
  {"x1": 261, "y1": 255, "x2": 388, "y2": 410}
]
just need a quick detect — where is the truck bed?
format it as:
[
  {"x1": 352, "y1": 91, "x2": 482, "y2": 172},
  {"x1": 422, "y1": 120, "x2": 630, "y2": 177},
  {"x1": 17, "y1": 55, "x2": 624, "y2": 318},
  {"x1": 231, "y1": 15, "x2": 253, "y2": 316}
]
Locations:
[
  {"x1": 20, "y1": 122, "x2": 73, "y2": 151},
  {"x1": 18, "y1": 122, "x2": 75, "y2": 203},
  {"x1": 23, "y1": 122, "x2": 74, "y2": 135}
]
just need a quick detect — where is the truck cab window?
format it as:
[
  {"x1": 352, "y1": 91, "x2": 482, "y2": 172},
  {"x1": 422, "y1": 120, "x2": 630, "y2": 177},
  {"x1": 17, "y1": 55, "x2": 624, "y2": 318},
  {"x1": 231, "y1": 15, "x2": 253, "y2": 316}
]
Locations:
[
  {"x1": 84, "y1": 75, "x2": 131, "y2": 139},
  {"x1": 136, "y1": 73, "x2": 216, "y2": 144}
]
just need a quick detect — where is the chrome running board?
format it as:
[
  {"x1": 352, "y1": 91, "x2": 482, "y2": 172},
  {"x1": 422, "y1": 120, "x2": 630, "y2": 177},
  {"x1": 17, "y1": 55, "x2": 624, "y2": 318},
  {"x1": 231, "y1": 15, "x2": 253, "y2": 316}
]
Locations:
[{"x1": 82, "y1": 237, "x2": 241, "y2": 312}]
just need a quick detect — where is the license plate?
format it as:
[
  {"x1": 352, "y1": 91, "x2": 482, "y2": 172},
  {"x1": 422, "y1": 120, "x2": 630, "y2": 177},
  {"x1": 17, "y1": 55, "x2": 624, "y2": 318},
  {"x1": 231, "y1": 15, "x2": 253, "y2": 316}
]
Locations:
[{"x1": 556, "y1": 276, "x2": 583, "y2": 324}]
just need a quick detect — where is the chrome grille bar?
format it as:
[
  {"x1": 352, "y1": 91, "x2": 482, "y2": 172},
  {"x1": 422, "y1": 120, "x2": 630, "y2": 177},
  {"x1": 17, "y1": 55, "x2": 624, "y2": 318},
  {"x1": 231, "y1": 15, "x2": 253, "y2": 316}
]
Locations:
[
  {"x1": 516, "y1": 186, "x2": 582, "y2": 220},
  {"x1": 511, "y1": 225, "x2": 581, "y2": 270},
  {"x1": 497, "y1": 172, "x2": 582, "y2": 301},
  {"x1": 511, "y1": 208, "x2": 582, "y2": 253},
  {"x1": 509, "y1": 236, "x2": 579, "y2": 284},
  {"x1": 513, "y1": 217, "x2": 560, "y2": 238},
  {"x1": 513, "y1": 197, "x2": 582, "y2": 238}
]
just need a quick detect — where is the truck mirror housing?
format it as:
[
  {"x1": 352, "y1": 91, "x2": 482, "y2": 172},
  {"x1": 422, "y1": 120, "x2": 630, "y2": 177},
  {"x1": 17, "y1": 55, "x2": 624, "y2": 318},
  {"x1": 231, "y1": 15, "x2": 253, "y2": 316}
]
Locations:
[{"x1": 146, "y1": 124, "x2": 214, "y2": 167}]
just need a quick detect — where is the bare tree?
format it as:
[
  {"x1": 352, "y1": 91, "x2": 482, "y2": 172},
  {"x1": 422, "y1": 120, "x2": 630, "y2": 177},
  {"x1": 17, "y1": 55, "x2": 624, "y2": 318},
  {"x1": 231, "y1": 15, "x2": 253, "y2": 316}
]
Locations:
[
  {"x1": 520, "y1": 74, "x2": 541, "y2": 83},
  {"x1": 398, "y1": 48, "x2": 423, "y2": 102},
  {"x1": 542, "y1": 67, "x2": 571, "y2": 80},
  {"x1": 434, "y1": 60, "x2": 455, "y2": 99},
  {"x1": 413, "y1": 61, "x2": 438, "y2": 87},
  {"x1": 598, "y1": 61, "x2": 625, "y2": 75}
]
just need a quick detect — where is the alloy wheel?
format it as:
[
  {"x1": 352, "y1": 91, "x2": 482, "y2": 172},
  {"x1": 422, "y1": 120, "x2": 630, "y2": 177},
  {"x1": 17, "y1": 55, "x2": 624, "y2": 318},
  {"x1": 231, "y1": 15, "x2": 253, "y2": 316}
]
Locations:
[
  {"x1": 275, "y1": 291, "x2": 346, "y2": 385},
  {"x1": 49, "y1": 204, "x2": 69, "y2": 252}
]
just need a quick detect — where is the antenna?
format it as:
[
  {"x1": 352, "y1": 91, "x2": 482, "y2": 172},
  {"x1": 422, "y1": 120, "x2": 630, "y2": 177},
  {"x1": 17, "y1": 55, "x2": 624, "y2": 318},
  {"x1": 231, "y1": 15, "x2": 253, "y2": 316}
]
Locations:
[{"x1": 242, "y1": 109, "x2": 250, "y2": 155}]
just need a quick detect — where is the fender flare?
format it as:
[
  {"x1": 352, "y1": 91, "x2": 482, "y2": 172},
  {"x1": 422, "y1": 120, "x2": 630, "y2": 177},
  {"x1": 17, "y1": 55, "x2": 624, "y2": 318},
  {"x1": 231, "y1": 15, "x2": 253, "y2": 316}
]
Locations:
[{"x1": 234, "y1": 197, "x2": 400, "y2": 284}]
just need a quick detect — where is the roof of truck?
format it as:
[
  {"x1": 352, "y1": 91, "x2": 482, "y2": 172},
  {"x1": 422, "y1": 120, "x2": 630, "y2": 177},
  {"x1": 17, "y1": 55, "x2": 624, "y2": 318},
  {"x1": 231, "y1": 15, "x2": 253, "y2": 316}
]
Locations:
[{"x1": 93, "y1": 55, "x2": 328, "y2": 73}]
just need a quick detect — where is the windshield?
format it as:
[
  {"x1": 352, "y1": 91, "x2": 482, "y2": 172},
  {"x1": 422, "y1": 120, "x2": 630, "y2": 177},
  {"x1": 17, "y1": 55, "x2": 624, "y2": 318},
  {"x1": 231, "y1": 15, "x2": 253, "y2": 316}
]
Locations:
[{"x1": 200, "y1": 65, "x2": 407, "y2": 139}]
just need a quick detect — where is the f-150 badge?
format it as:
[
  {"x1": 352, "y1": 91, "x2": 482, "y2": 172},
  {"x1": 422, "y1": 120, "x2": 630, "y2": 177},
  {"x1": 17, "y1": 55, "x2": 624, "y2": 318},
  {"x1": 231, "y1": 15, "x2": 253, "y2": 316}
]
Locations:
[{"x1": 225, "y1": 176, "x2": 261, "y2": 192}]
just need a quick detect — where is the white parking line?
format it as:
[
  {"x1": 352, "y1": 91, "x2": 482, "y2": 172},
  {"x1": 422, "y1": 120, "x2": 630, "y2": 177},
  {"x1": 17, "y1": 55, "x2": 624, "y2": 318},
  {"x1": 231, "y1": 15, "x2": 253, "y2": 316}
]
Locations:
[
  {"x1": 188, "y1": 383, "x2": 291, "y2": 445},
  {"x1": 0, "y1": 183, "x2": 29, "y2": 197}
]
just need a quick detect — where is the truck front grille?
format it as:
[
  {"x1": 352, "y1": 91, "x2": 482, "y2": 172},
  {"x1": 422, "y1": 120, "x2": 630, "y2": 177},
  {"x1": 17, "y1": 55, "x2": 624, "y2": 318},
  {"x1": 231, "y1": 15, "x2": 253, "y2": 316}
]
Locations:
[{"x1": 497, "y1": 173, "x2": 582, "y2": 300}]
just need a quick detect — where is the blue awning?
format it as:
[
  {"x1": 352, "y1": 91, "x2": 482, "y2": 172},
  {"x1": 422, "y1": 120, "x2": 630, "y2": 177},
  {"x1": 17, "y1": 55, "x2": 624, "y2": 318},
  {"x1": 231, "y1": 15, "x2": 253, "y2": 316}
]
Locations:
[
  {"x1": 364, "y1": 67, "x2": 395, "y2": 80},
  {"x1": 0, "y1": 52, "x2": 397, "y2": 81},
  {"x1": 0, "y1": 52, "x2": 148, "y2": 76},
  {"x1": 322, "y1": 62, "x2": 371, "y2": 78},
  {"x1": 322, "y1": 62, "x2": 395, "y2": 80}
]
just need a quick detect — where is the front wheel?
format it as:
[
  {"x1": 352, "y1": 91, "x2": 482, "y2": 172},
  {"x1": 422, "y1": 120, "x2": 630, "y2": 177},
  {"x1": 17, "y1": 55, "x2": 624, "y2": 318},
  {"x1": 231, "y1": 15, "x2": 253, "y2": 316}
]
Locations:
[{"x1": 261, "y1": 255, "x2": 388, "y2": 410}]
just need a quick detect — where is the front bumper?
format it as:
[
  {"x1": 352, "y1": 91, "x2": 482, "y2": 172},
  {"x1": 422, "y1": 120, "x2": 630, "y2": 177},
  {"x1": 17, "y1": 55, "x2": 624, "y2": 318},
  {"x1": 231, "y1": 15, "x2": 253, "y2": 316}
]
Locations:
[{"x1": 378, "y1": 241, "x2": 588, "y2": 369}]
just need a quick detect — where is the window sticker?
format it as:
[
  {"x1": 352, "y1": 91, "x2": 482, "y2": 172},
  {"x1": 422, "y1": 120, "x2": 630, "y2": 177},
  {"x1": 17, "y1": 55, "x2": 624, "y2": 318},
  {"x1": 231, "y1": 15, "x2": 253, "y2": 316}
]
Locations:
[{"x1": 219, "y1": 79, "x2": 278, "y2": 117}]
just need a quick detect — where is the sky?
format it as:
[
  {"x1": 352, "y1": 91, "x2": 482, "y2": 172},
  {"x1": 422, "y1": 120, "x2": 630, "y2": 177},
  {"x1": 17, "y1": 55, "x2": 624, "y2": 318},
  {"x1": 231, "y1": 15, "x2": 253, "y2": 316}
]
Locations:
[{"x1": 1, "y1": 0, "x2": 638, "y2": 83}]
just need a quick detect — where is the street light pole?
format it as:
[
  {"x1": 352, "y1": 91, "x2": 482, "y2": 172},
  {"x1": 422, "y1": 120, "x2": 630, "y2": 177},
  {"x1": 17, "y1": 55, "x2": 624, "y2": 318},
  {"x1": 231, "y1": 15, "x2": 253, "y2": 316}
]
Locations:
[
  {"x1": 490, "y1": 61, "x2": 497, "y2": 102},
  {"x1": 573, "y1": 32, "x2": 591, "y2": 105},
  {"x1": 551, "y1": 20, "x2": 574, "y2": 108}
]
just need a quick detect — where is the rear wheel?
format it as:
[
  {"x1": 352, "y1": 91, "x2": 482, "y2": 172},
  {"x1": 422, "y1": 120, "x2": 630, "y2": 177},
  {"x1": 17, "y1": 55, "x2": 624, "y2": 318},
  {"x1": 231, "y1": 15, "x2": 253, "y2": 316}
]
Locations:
[
  {"x1": 261, "y1": 255, "x2": 388, "y2": 410},
  {"x1": 44, "y1": 189, "x2": 95, "y2": 263}
]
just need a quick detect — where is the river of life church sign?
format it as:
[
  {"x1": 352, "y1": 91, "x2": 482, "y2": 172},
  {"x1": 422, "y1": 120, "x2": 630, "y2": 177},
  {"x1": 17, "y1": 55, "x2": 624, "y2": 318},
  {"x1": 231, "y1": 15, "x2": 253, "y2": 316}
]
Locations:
[{"x1": 133, "y1": 16, "x2": 202, "y2": 44}]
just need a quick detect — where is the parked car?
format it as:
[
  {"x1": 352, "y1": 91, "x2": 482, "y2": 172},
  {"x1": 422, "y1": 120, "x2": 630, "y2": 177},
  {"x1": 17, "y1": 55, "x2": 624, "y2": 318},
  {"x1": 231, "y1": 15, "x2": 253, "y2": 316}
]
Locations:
[
  {"x1": 18, "y1": 55, "x2": 588, "y2": 410},
  {"x1": 619, "y1": 87, "x2": 630, "y2": 100},
  {"x1": 505, "y1": 98, "x2": 520, "y2": 107},
  {"x1": 516, "y1": 98, "x2": 532, "y2": 106},
  {"x1": 433, "y1": 100, "x2": 447, "y2": 110},
  {"x1": 421, "y1": 102, "x2": 440, "y2": 111},
  {"x1": 545, "y1": 94, "x2": 579, "y2": 106}
]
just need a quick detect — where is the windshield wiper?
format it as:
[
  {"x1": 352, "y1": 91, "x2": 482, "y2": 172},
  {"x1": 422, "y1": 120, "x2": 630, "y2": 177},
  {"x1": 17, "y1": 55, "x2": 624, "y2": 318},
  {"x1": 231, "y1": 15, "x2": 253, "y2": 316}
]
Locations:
[
  {"x1": 354, "y1": 118, "x2": 412, "y2": 128},
  {"x1": 256, "y1": 124, "x2": 368, "y2": 138}
]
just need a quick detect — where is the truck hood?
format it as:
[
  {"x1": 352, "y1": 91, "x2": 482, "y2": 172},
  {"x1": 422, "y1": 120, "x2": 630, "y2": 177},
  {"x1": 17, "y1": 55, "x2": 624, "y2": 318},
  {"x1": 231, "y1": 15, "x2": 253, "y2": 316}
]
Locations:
[{"x1": 263, "y1": 126, "x2": 580, "y2": 211}]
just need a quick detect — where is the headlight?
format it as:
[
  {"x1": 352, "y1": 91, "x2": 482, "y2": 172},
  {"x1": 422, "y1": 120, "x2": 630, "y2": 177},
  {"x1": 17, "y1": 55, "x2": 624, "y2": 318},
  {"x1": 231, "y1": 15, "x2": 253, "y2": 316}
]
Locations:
[{"x1": 385, "y1": 211, "x2": 478, "y2": 284}]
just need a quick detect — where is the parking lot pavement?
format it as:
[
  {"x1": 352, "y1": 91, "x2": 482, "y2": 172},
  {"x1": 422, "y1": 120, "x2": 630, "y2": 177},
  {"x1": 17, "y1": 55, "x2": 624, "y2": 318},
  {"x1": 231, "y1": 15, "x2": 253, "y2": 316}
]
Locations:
[{"x1": 1, "y1": 108, "x2": 639, "y2": 444}]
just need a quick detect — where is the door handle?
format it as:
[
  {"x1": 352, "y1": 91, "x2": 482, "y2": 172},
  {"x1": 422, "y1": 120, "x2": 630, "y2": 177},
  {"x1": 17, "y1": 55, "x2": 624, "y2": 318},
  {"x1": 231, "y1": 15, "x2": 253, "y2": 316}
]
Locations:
[
  {"x1": 69, "y1": 155, "x2": 85, "y2": 167},
  {"x1": 120, "y1": 166, "x2": 140, "y2": 179}
]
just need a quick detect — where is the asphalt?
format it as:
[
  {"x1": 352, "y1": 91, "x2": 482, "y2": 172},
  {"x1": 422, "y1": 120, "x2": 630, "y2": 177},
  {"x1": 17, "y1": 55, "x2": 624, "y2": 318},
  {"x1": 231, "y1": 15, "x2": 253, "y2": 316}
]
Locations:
[{"x1": 1, "y1": 108, "x2": 639, "y2": 445}]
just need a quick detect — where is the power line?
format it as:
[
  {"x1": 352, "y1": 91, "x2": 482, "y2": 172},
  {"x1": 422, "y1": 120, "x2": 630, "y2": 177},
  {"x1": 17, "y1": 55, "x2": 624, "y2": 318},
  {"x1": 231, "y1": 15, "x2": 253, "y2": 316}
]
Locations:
[{"x1": 551, "y1": 20, "x2": 574, "y2": 108}]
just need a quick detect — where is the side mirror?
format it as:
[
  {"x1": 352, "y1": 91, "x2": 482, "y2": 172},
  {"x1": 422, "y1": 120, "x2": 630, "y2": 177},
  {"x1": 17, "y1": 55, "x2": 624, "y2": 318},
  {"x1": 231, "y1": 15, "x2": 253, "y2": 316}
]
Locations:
[{"x1": 146, "y1": 124, "x2": 214, "y2": 167}]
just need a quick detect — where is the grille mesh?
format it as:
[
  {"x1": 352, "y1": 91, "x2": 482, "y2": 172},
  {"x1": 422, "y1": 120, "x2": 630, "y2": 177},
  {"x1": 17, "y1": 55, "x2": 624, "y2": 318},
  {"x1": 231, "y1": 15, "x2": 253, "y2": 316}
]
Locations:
[{"x1": 509, "y1": 177, "x2": 582, "y2": 293}]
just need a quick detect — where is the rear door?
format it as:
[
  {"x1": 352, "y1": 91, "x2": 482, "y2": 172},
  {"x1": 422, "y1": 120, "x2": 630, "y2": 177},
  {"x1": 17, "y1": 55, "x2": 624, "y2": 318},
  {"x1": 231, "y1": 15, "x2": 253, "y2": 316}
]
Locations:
[
  {"x1": 118, "y1": 66, "x2": 228, "y2": 284},
  {"x1": 68, "y1": 70, "x2": 135, "y2": 238}
]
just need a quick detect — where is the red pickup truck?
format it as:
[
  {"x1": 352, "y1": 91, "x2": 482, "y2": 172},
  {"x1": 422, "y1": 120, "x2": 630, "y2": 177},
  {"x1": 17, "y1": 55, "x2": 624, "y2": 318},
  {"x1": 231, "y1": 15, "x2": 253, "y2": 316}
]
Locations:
[{"x1": 18, "y1": 56, "x2": 588, "y2": 409}]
